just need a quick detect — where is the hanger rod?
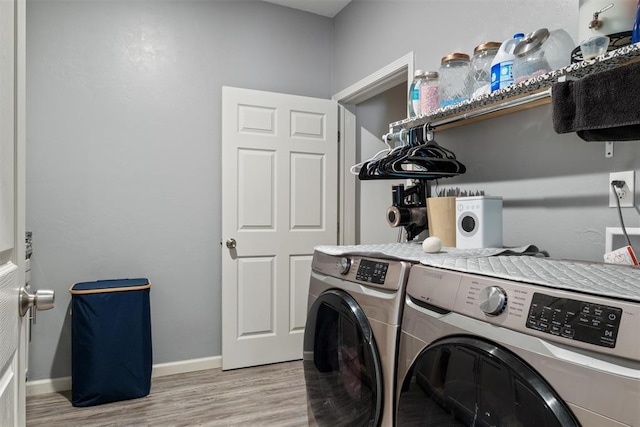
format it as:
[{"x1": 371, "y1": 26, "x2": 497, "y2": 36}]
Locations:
[{"x1": 429, "y1": 88, "x2": 552, "y2": 130}]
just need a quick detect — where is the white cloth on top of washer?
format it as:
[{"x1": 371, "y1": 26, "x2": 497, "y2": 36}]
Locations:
[
  {"x1": 435, "y1": 255, "x2": 640, "y2": 302},
  {"x1": 313, "y1": 242, "x2": 640, "y2": 301},
  {"x1": 313, "y1": 242, "x2": 544, "y2": 263}
]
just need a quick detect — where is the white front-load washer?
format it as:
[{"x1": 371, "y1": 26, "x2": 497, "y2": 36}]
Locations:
[
  {"x1": 395, "y1": 258, "x2": 640, "y2": 426},
  {"x1": 303, "y1": 249, "x2": 412, "y2": 426}
]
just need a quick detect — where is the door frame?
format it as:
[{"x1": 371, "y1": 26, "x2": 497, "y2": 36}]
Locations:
[
  {"x1": 332, "y1": 52, "x2": 414, "y2": 245},
  {"x1": 1, "y1": 0, "x2": 27, "y2": 423},
  {"x1": 16, "y1": 0, "x2": 27, "y2": 423}
]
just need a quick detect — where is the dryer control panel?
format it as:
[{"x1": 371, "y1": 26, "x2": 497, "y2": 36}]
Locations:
[
  {"x1": 526, "y1": 293, "x2": 622, "y2": 348},
  {"x1": 355, "y1": 259, "x2": 389, "y2": 285},
  {"x1": 311, "y1": 251, "x2": 410, "y2": 292}
]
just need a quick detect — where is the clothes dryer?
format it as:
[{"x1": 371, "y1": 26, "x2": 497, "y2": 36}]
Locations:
[
  {"x1": 396, "y1": 259, "x2": 640, "y2": 426},
  {"x1": 304, "y1": 249, "x2": 412, "y2": 426}
]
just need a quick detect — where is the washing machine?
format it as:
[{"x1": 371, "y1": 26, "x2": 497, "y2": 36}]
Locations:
[
  {"x1": 303, "y1": 249, "x2": 413, "y2": 426},
  {"x1": 395, "y1": 258, "x2": 640, "y2": 426}
]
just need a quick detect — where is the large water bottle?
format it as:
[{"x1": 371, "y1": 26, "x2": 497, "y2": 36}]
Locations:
[
  {"x1": 408, "y1": 70, "x2": 425, "y2": 117},
  {"x1": 490, "y1": 33, "x2": 524, "y2": 92}
]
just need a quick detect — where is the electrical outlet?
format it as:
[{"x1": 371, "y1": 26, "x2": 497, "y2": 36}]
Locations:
[{"x1": 609, "y1": 171, "x2": 635, "y2": 208}]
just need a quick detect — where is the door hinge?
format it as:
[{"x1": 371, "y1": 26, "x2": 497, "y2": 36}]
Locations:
[{"x1": 337, "y1": 131, "x2": 340, "y2": 143}]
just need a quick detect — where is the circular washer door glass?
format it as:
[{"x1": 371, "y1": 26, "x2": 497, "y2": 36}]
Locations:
[
  {"x1": 303, "y1": 290, "x2": 382, "y2": 427},
  {"x1": 397, "y1": 336, "x2": 580, "y2": 426}
]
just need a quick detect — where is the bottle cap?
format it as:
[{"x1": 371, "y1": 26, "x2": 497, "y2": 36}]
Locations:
[
  {"x1": 473, "y1": 42, "x2": 502, "y2": 54},
  {"x1": 425, "y1": 71, "x2": 439, "y2": 79},
  {"x1": 414, "y1": 69, "x2": 425, "y2": 77},
  {"x1": 441, "y1": 53, "x2": 470, "y2": 63},
  {"x1": 513, "y1": 33, "x2": 525, "y2": 38}
]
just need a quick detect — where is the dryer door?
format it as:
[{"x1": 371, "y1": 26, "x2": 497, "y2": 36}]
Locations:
[
  {"x1": 303, "y1": 289, "x2": 383, "y2": 427},
  {"x1": 397, "y1": 336, "x2": 580, "y2": 427}
]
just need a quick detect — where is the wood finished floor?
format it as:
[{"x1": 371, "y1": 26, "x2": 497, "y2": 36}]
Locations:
[{"x1": 26, "y1": 360, "x2": 308, "y2": 427}]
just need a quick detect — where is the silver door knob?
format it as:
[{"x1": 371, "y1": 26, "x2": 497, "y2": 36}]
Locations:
[
  {"x1": 19, "y1": 287, "x2": 55, "y2": 317},
  {"x1": 226, "y1": 238, "x2": 237, "y2": 249}
]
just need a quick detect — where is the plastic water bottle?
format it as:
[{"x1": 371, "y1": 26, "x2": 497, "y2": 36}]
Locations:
[
  {"x1": 408, "y1": 70, "x2": 425, "y2": 117},
  {"x1": 490, "y1": 33, "x2": 525, "y2": 92}
]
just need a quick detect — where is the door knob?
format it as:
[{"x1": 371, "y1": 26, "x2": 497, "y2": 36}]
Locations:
[
  {"x1": 19, "y1": 287, "x2": 54, "y2": 317},
  {"x1": 226, "y1": 238, "x2": 237, "y2": 249}
]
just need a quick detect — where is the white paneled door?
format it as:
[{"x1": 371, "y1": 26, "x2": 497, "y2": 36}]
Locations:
[
  {"x1": 221, "y1": 87, "x2": 338, "y2": 370},
  {"x1": 0, "y1": 0, "x2": 25, "y2": 424}
]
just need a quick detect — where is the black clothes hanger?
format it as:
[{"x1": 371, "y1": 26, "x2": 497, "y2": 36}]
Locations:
[{"x1": 358, "y1": 124, "x2": 466, "y2": 180}]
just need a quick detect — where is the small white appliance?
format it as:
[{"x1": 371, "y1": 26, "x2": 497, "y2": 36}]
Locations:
[
  {"x1": 303, "y1": 250, "x2": 412, "y2": 426},
  {"x1": 456, "y1": 196, "x2": 503, "y2": 248}
]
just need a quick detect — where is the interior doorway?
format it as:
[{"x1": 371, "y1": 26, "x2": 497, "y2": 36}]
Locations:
[
  {"x1": 353, "y1": 83, "x2": 407, "y2": 244},
  {"x1": 333, "y1": 52, "x2": 413, "y2": 245}
]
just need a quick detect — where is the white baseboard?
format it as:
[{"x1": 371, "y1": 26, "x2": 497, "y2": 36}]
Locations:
[
  {"x1": 26, "y1": 376, "x2": 72, "y2": 397},
  {"x1": 151, "y1": 356, "x2": 221, "y2": 378},
  {"x1": 26, "y1": 356, "x2": 222, "y2": 396}
]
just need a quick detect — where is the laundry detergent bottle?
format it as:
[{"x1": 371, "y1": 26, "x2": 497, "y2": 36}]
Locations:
[{"x1": 490, "y1": 33, "x2": 525, "y2": 92}]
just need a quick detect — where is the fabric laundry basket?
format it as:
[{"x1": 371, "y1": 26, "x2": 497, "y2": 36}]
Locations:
[{"x1": 70, "y1": 278, "x2": 152, "y2": 407}]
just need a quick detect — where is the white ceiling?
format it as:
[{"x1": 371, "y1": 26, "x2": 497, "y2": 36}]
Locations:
[{"x1": 261, "y1": 0, "x2": 352, "y2": 18}]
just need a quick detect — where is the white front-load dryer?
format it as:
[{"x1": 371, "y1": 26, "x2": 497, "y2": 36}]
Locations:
[
  {"x1": 304, "y1": 250, "x2": 412, "y2": 427},
  {"x1": 396, "y1": 260, "x2": 640, "y2": 427}
]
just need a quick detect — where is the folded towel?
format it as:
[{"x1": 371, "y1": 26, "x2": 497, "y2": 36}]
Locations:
[{"x1": 552, "y1": 61, "x2": 640, "y2": 141}]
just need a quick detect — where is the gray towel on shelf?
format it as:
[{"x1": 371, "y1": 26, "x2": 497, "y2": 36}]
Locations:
[{"x1": 552, "y1": 60, "x2": 640, "y2": 142}]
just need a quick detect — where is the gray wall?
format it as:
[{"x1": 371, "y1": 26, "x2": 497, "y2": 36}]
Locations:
[
  {"x1": 26, "y1": 0, "x2": 332, "y2": 381},
  {"x1": 356, "y1": 83, "x2": 408, "y2": 244},
  {"x1": 334, "y1": 0, "x2": 640, "y2": 260}
]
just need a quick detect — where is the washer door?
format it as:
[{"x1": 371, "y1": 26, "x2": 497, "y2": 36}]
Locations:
[
  {"x1": 303, "y1": 289, "x2": 383, "y2": 427},
  {"x1": 397, "y1": 336, "x2": 580, "y2": 427}
]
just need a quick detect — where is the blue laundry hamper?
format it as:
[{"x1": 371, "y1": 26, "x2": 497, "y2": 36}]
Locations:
[{"x1": 70, "y1": 278, "x2": 152, "y2": 407}]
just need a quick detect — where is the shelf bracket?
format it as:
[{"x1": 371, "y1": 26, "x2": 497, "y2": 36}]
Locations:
[{"x1": 605, "y1": 141, "x2": 614, "y2": 158}]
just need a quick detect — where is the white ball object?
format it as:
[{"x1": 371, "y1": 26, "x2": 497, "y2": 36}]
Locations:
[{"x1": 422, "y1": 236, "x2": 443, "y2": 253}]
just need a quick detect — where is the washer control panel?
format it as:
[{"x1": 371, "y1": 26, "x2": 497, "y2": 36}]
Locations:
[
  {"x1": 355, "y1": 259, "x2": 389, "y2": 285},
  {"x1": 526, "y1": 292, "x2": 622, "y2": 348},
  {"x1": 407, "y1": 265, "x2": 640, "y2": 360}
]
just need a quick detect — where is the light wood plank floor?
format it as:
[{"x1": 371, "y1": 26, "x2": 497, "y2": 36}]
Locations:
[{"x1": 27, "y1": 360, "x2": 308, "y2": 426}]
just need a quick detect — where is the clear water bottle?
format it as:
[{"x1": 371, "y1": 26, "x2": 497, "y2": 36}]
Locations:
[
  {"x1": 419, "y1": 71, "x2": 439, "y2": 115},
  {"x1": 438, "y1": 53, "x2": 470, "y2": 108},
  {"x1": 408, "y1": 70, "x2": 426, "y2": 117}
]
